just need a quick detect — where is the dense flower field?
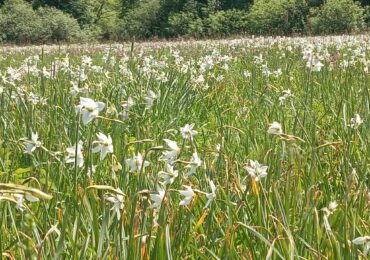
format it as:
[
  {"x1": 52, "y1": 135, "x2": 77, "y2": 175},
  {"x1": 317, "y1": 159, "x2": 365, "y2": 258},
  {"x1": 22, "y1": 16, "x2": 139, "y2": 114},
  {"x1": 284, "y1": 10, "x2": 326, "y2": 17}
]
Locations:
[{"x1": 0, "y1": 35, "x2": 369, "y2": 259}]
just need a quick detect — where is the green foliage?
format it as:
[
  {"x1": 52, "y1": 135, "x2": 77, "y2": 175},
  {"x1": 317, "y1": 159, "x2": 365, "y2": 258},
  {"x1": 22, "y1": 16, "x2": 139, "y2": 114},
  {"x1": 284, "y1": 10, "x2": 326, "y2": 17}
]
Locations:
[
  {"x1": 247, "y1": 0, "x2": 309, "y2": 35},
  {"x1": 365, "y1": 5, "x2": 370, "y2": 27},
  {"x1": 37, "y1": 7, "x2": 81, "y2": 41},
  {"x1": 0, "y1": 0, "x2": 81, "y2": 43},
  {"x1": 204, "y1": 9, "x2": 248, "y2": 37},
  {"x1": 118, "y1": 0, "x2": 163, "y2": 39},
  {"x1": 0, "y1": 0, "x2": 42, "y2": 43},
  {"x1": 0, "y1": 0, "x2": 369, "y2": 42},
  {"x1": 308, "y1": 0, "x2": 365, "y2": 34},
  {"x1": 168, "y1": 12, "x2": 203, "y2": 37}
]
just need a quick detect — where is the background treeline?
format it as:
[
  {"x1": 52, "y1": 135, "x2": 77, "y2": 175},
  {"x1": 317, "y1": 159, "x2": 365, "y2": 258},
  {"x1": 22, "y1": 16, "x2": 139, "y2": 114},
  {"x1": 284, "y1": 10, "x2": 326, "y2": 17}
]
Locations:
[{"x1": 0, "y1": 0, "x2": 370, "y2": 43}]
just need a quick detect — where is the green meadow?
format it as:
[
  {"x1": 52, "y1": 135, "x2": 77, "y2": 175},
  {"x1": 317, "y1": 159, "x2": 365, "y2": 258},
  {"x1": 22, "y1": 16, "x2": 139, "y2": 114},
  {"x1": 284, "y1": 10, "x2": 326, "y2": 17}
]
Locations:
[{"x1": 0, "y1": 36, "x2": 369, "y2": 259}]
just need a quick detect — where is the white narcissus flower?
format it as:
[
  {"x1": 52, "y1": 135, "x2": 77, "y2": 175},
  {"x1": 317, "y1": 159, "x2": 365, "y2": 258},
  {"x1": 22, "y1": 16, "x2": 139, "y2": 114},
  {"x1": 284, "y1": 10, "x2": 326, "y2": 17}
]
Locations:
[
  {"x1": 160, "y1": 139, "x2": 180, "y2": 162},
  {"x1": 144, "y1": 90, "x2": 158, "y2": 109},
  {"x1": 279, "y1": 89, "x2": 292, "y2": 104},
  {"x1": 322, "y1": 201, "x2": 338, "y2": 217},
  {"x1": 179, "y1": 185, "x2": 195, "y2": 206},
  {"x1": 76, "y1": 97, "x2": 105, "y2": 125},
  {"x1": 148, "y1": 186, "x2": 165, "y2": 209},
  {"x1": 126, "y1": 153, "x2": 150, "y2": 173},
  {"x1": 105, "y1": 188, "x2": 125, "y2": 220},
  {"x1": 352, "y1": 236, "x2": 370, "y2": 255},
  {"x1": 185, "y1": 152, "x2": 202, "y2": 177},
  {"x1": 350, "y1": 114, "x2": 363, "y2": 129},
  {"x1": 92, "y1": 133, "x2": 113, "y2": 161},
  {"x1": 268, "y1": 122, "x2": 283, "y2": 135},
  {"x1": 119, "y1": 97, "x2": 135, "y2": 120},
  {"x1": 180, "y1": 123, "x2": 198, "y2": 140},
  {"x1": 24, "y1": 132, "x2": 42, "y2": 154},
  {"x1": 158, "y1": 163, "x2": 178, "y2": 185},
  {"x1": 243, "y1": 70, "x2": 251, "y2": 78},
  {"x1": 13, "y1": 193, "x2": 25, "y2": 210},
  {"x1": 122, "y1": 97, "x2": 135, "y2": 110},
  {"x1": 307, "y1": 58, "x2": 324, "y2": 72},
  {"x1": 204, "y1": 180, "x2": 216, "y2": 209},
  {"x1": 65, "y1": 141, "x2": 84, "y2": 168},
  {"x1": 244, "y1": 160, "x2": 268, "y2": 182},
  {"x1": 352, "y1": 236, "x2": 370, "y2": 245}
]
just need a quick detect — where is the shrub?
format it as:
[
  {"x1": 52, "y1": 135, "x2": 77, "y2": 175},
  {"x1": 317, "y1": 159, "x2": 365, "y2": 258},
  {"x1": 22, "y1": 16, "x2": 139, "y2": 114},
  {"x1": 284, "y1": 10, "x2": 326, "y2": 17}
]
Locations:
[
  {"x1": 167, "y1": 12, "x2": 202, "y2": 37},
  {"x1": 365, "y1": 5, "x2": 370, "y2": 28},
  {"x1": 246, "y1": 0, "x2": 309, "y2": 35},
  {"x1": 204, "y1": 9, "x2": 248, "y2": 37},
  {"x1": 117, "y1": 0, "x2": 163, "y2": 39},
  {"x1": 37, "y1": 7, "x2": 81, "y2": 42},
  {"x1": 0, "y1": 0, "x2": 42, "y2": 43},
  {"x1": 308, "y1": 0, "x2": 365, "y2": 34}
]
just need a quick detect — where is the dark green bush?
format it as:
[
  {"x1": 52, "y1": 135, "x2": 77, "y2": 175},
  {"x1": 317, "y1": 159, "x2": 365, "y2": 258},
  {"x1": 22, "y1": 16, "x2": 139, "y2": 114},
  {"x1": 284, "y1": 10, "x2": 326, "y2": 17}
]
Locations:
[
  {"x1": 246, "y1": 0, "x2": 309, "y2": 35},
  {"x1": 0, "y1": 0, "x2": 42, "y2": 43},
  {"x1": 167, "y1": 12, "x2": 204, "y2": 37},
  {"x1": 308, "y1": 0, "x2": 365, "y2": 34},
  {"x1": 37, "y1": 7, "x2": 81, "y2": 42},
  {"x1": 204, "y1": 9, "x2": 248, "y2": 37},
  {"x1": 117, "y1": 0, "x2": 163, "y2": 39},
  {"x1": 365, "y1": 5, "x2": 370, "y2": 27}
]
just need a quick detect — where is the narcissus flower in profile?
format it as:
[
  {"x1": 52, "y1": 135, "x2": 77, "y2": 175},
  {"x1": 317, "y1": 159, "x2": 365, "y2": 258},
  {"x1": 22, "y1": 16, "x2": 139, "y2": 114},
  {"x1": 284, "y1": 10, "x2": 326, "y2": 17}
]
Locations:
[
  {"x1": 92, "y1": 132, "x2": 113, "y2": 161},
  {"x1": 185, "y1": 152, "x2": 202, "y2": 177},
  {"x1": 24, "y1": 132, "x2": 42, "y2": 154},
  {"x1": 352, "y1": 236, "x2": 370, "y2": 245},
  {"x1": 65, "y1": 141, "x2": 84, "y2": 168},
  {"x1": 105, "y1": 188, "x2": 124, "y2": 220},
  {"x1": 179, "y1": 185, "x2": 195, "y2": 206},
  {"x1": 352, "y1": 236, "x2": 370, "y2": 255},
  {"x1": 144, "y1": 90, "x2": 158, "y2": 109},
  {"x1": 158, "y1": 163, "x2": 178, "y2": 185},
  {"x1": 279, "y1": 89, "x2": 292, "y2": 104},
  {"x1": 244, "y1": 160, "x2": 268, "y2": 182},
  {"x1": 148, "y1": 186, "x2": 165, "y2": 209},
  {"x1": 126, "y1": 153, "x2": 150, "y2": 173},
  {"x1": 268, "y1": 121, "x2": 283, "y2": 135},
  {"x1": 160, "y1": 139, "x2": 180, "y2": 163},
  {"x1": 180, "y1": 123, "x2": 198, "y2": 140},
  {"x1": 76, "y1": 97, "x2": 105, "y2": 125},
  {"x1": 204, "y1": 180, "x2": 216, "y2": 209}
]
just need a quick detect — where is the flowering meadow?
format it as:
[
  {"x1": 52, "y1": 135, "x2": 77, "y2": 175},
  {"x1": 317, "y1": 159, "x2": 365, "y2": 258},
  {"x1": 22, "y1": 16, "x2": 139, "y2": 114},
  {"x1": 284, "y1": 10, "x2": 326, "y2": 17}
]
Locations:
[{"x1": 0, "y1": 35, "x2": 369, "y2": 259}]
